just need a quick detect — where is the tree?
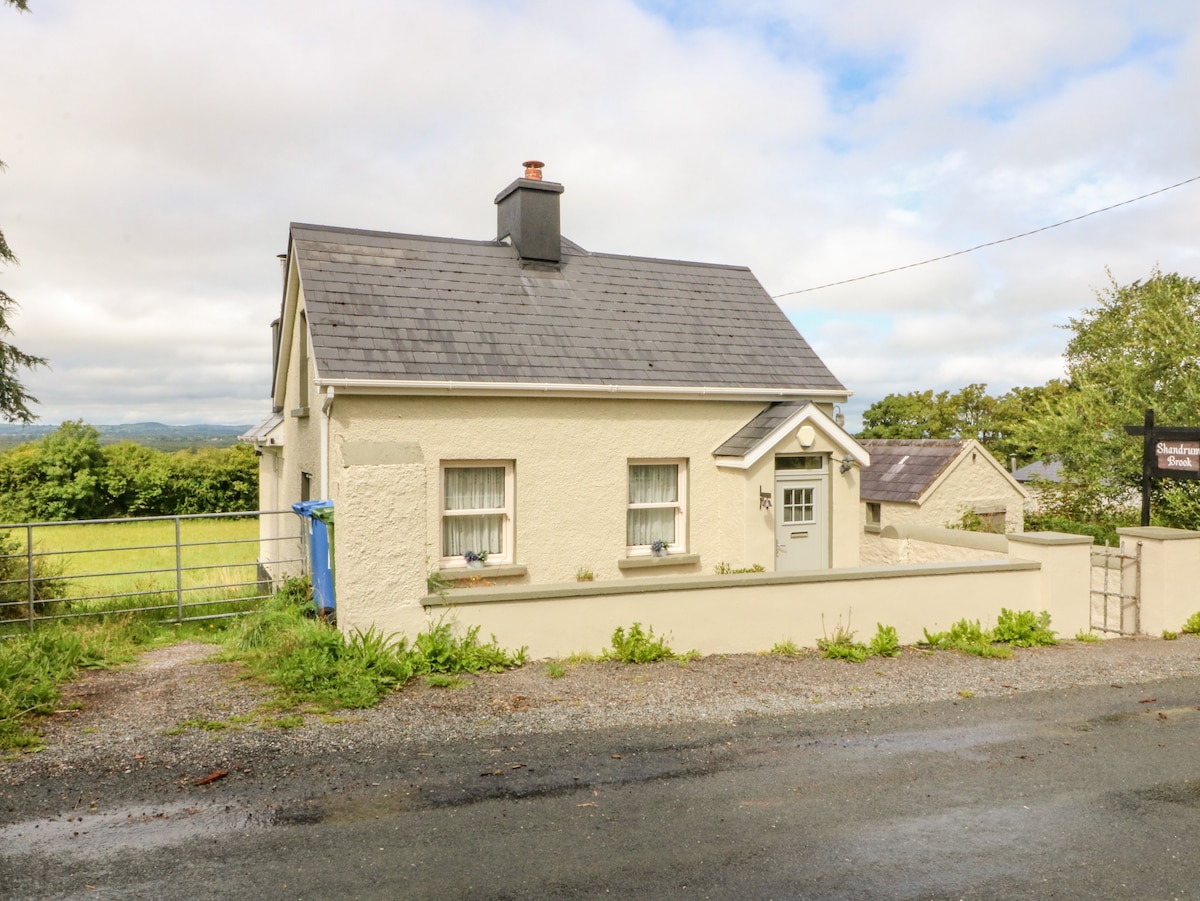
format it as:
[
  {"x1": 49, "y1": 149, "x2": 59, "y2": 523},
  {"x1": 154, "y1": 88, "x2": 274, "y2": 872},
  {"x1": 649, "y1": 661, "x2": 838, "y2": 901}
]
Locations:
[
  {"x1": 160, "y1": 444, "x2": 258, "y2": 514},
  {"x1": 100, "y1": 442, "x2": 170, "y2": 516},
  {"x1": 31, "y1": 420, "x2": 105, "y2": 521},
  {"x1": 1031, "y1": 269, "x2": 1200, "y2": 527},
  {"x1": 0, "y1": 423, "x2": 259, "y2": 522},
  {"x1": 987, "y1": 380, "x2": 1069, "y2": 465},
  {"x1": 859, "y1": 380, "x2": 1070, "y2": 469},
  {"x1": 859, "y1": 384, "x2": 1002, "y2": 442},
  {"x1": 0, "y1": 170, "x2": 46, "y2": 423},
  {"x1": 0, "y1": 0, "x2": 48, "y2": 422},
  {"x1": 858, "y1": 390, "x2": 944, "y2": 439}
]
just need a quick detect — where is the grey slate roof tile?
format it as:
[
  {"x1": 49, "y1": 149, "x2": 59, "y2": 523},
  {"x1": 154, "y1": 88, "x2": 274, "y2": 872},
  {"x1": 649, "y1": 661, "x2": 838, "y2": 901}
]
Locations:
[
  {"x1": 713, "y1": 402, "x2": 809, "y2": 457},
  {"x1": 290, "y1": 223, "x2": 845, "y2": 391},
  {"x1": 858, "y1": 439, "x2": 965, "y2": 505}
]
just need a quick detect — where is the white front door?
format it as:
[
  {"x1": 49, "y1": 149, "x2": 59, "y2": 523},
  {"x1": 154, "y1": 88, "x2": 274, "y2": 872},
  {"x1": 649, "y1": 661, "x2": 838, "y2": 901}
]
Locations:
[{"x1": 775, "y1": 456, "x2": 830, "y2": 571}]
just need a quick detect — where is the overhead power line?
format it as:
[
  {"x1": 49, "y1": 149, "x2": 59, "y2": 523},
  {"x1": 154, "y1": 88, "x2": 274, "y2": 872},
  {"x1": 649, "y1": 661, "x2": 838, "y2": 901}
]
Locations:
[{"x1": 774, "y1": 173, "x2": 1200, "y2": 299}]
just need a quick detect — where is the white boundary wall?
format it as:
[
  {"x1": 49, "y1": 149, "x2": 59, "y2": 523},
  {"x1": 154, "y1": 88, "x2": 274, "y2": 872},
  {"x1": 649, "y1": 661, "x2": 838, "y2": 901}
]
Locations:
[{"x1": 422, "y1": 532, "x2": 1098, "y2": 658}]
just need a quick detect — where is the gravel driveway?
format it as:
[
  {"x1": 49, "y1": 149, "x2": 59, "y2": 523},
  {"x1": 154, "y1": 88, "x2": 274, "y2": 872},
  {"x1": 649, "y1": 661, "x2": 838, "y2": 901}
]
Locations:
[
  {"x1": 6, "y1": 636, "x2": 1200, "y2": 900},
  {"x1": 5, "y1": 634, "x2": 1200, "y2": 789}
]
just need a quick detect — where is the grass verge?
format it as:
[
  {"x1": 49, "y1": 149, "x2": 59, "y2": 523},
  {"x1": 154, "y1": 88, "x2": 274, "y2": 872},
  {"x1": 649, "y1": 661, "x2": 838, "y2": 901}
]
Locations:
[{"x1": 226, "y1": 578, "x2": 526, "y2": 712}]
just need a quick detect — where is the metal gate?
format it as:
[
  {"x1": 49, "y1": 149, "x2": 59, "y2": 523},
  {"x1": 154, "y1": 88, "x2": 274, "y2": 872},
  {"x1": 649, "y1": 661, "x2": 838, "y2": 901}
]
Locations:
[{"x1": 1090, "y1": 541, "x2": 1141, "y2": 635}]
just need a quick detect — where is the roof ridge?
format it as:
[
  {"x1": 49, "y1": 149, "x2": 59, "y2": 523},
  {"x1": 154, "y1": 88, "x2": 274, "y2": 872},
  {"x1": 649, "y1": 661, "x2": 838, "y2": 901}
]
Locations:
[
  {"x1": 291, "y1": 222, "x2": 501, "y2": 249},
  {"x1": 290, "y1": 223, "x2": 750, "y2": 271}
]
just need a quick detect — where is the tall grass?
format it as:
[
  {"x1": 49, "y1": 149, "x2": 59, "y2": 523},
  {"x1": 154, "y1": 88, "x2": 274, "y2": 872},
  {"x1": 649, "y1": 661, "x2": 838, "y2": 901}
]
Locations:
[{"x1": 228, "y1": 578, "x2": 527, "y2": 710}]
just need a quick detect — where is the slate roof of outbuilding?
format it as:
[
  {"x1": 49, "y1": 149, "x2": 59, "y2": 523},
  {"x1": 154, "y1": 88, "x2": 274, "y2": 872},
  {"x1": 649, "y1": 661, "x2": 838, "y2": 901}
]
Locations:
[
  {"x1": 289, "y1": 223, "x2": 846, "y2": 392},
  {"x1": 858, "y1": 439, "x2": 965, "y2": 504},
  {"x1": 1011, "y1": 460, "x2": 1063, "y2": 483}
]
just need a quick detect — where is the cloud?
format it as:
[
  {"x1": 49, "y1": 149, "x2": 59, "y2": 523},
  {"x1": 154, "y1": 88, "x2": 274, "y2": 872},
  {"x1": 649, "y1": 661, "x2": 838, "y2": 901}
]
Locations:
[{"x1": 1, "y1": 0, "x2": 1198, "y2": 428}]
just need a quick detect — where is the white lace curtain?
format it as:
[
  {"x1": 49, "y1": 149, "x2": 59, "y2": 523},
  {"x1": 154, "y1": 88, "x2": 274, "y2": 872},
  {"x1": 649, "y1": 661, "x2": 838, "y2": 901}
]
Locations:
[
  {"x1": 443, "y1": 467, "x2": 505, "y2": 556},
  {"x1": 627, "y1": 464, "x2": 678, "y2": 546}
]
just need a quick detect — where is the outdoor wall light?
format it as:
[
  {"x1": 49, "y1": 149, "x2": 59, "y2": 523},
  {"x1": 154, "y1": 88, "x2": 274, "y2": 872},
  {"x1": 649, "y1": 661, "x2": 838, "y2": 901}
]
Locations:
[
  {"x1": 759, "y1": 487, "x2": 772, "y2": 510},
  {"x1": 839, "y1": 455, "x2": 858, "y2": 474},
  {"x1": 834, "y1": 405, "x2": 846, "y2": 428}
]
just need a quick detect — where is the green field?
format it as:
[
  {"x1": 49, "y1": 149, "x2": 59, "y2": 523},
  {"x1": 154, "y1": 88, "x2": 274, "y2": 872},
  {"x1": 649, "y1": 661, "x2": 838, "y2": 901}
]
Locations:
[{"x1": 1, "y1": 517, "x2": 267, "y2": 626}]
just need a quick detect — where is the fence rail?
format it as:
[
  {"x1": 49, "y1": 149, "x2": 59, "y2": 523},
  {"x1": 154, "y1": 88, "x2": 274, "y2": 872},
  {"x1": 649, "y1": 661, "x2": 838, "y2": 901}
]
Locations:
[{"x1": 0, "y1": 510, "x2": 304, "y2": 634}]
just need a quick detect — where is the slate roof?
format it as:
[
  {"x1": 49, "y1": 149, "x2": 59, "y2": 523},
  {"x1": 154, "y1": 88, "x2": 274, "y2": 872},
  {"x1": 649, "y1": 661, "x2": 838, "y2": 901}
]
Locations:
[
  {"x1": 240, "y1": 412, "x2": 283, "y2": 445},
  {"x1": 290, "y1": 224, "x2": 845, "y2": 392},
  {"x1": 712, "y1": 402, "x2": 808, "y2": 456},
  {"x1": 858, "y1": 439, "x2": 965, "y2": 504},
  {"x1": 1011, "y1": 460, "x2": 1062, "y2": 483}
]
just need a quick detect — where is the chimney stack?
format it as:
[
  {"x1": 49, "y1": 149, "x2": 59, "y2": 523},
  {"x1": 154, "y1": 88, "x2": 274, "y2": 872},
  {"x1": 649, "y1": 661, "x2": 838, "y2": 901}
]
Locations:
[{"x1": 495, "y1": 160, "x2": 563, "y2": 264}]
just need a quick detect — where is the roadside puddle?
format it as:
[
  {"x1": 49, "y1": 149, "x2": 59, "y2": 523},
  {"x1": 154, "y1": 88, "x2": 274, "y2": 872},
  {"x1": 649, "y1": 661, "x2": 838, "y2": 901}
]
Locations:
[{"x1": 0, "y1": 799, "x2": 272, "y2": 859}]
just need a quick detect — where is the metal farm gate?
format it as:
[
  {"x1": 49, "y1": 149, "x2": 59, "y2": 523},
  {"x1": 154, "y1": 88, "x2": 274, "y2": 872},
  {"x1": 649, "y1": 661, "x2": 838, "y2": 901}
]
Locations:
[{"x1": 1090, "y1": 541, "x2": 1141, "y2": 635}]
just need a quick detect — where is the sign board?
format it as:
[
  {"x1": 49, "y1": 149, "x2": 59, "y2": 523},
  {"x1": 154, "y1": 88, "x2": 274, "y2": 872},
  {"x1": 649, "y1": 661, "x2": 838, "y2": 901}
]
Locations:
[
  {"x1": 1155, "y1": 440, "x2": 1200, "y2": 474},
  {"x1": 1125, "y1": 410, "x2": 1200, "y2": 525}
]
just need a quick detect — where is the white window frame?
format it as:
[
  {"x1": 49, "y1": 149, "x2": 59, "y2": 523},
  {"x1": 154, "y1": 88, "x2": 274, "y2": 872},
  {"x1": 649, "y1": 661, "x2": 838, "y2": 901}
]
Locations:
[
  {"x1": 440, "y1": 460, "x2": 514, "y2": 566},
  {"x1": 626, "y1": 459, "x2": 687, "y2": 556},
  {"x1": 781, "y1": 484, "x2": 817, "y2": 526}
]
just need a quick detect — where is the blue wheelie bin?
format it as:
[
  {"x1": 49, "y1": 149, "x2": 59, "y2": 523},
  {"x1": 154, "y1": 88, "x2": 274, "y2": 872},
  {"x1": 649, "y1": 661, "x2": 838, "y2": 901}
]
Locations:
[{"x1": 292, "y1": 500, "x2": 336, "y2": 619}]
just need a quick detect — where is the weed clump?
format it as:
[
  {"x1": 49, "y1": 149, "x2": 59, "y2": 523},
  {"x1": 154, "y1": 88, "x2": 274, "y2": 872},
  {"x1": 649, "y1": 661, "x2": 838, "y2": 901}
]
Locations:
[
  {"x1": 713, "y1": 562, "x2": 766, "y2": 575},
  {"x1": 409, "y1": 620, "x2": 526, "y2": 676},
  {"x1": 992, "y1": 608, "x2": 1057, "y2": 647},
  {"x1": 770, "y1": 639, "x2": 803, "y2": 657},
  {"x1": 231, "y1": 580, "x2": 525, "y2": 710},
  {"x1": 817, "y1": 624, "x2": 870, "y2": 662},
  {"x1": 868, "y1": 624, "x2": 901, "y2": 658},
  {"x1": 816, "y1": 620, "x2": 901, "y2": 663},
  {"x1": 920, "y1": 618, "x2": 1011, "y2": 658},
  {"x1": 602, "y1": 622, "x2": 678, "y2": 664},
  {"x1": 920, "y1": 609, "x2": 1057, "y2": 658},
  {"x1": 1181, "y1": 611, "x2": 1200, "y2": 635}
]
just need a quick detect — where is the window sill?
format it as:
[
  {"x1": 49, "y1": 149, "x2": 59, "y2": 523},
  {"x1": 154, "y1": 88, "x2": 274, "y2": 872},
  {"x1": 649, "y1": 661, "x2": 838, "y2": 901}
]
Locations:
[
  {"x1": 618, "y1": 553, "x2": 700, "y2": 571},
  {"x1": 864, "y1": 524, "x2": 882, "y2": 534},
  {"x1": 437, "y1": 563, "x2": 528, "y2": 579}
]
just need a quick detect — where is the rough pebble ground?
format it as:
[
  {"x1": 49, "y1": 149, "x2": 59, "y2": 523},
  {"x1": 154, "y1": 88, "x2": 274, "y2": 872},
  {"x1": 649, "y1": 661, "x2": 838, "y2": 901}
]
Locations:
[{"x1": 5, "y1": 635, "x2": 1200, "y2": 783}]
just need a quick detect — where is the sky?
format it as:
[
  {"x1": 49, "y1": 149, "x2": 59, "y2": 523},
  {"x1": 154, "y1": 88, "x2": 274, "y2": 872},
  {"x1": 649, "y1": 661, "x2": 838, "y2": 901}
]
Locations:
[{"x1": 2, "y1": 1, "x2": 1198, "y2": 431}]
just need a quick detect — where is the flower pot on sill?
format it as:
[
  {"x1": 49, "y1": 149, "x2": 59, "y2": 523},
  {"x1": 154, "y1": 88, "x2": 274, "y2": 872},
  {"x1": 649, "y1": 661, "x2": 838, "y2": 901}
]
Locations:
[
  {"x1": 466, "y1": 560, "x2": 484, "y2": 569},
  {"x1": 651, "y1": 548, "x2": 668, "y2": 558}
]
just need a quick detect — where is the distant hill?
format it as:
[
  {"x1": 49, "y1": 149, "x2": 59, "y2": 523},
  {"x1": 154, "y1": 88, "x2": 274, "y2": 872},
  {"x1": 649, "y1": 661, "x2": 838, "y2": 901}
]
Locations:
[{"x1": 0, "y1": 422, "x2": 252, "y2": 452}]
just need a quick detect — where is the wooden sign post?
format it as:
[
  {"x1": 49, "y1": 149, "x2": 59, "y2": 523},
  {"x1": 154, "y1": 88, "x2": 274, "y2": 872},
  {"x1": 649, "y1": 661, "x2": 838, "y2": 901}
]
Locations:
[{"x1": 1124, "y1": 409, "x2": 1200, "y2": 526}]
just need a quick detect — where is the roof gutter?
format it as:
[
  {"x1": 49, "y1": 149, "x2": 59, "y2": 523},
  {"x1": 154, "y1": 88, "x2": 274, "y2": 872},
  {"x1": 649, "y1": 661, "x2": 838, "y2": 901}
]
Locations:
[{"x1": 313, "y1": 378, "x2": 851, "y2": 403}]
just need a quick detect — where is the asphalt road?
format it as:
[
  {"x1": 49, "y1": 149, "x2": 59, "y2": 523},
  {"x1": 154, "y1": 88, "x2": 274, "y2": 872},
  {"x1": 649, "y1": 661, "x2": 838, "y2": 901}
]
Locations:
[{"x1": 3, "y1": 676, "x2": 1199, "y2": 900}]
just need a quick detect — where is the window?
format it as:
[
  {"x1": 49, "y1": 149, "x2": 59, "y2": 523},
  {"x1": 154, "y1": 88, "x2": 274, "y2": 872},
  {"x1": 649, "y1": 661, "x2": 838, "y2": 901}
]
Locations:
[
  {"x1": 627, "y1": 461, "x2": 686, "y2": 553},
  {"x1": 782, "y1": 485, "x2": 816, "y2": 525},
  {"x1": 775, "y1": 455, "x2": 825, "y2": 471},
  {"x1": 975, "y1": 509, "x2": 1007, "y2": 534},
  {"x1": 866, "y1": 502, "x2": 882, "y2": 530},
  {"x1": 441, "y1": 462, "x2": 513, "y2": 564}
]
